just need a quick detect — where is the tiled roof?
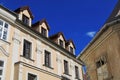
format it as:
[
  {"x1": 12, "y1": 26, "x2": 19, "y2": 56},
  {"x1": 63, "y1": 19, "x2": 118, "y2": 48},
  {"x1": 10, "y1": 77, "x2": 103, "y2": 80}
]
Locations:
[
  {"x1": 14, "y1": 6, "x2": 34, "y2": 19},
  {"x1": 32, "y1": 19, "x2": 50, "y2": 30},
  {"x1": 66, "y1": 39, "x2": 76, "y2": 49},
  {"x1": 106, "y1": 0, "x2": 120, "y2": 23},
  {"x1": 49, "y1": 32, "x2": 66, "y2": 41}
]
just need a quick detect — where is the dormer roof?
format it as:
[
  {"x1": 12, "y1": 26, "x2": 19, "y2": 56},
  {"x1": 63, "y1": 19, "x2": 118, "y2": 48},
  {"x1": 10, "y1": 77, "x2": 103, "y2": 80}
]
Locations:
[
  {"x1": 49, "y1": 32, "x2": 66, "y2": 41},
  {"x1": 106, "y1": 0, "x2": 120, "y2": 23},
  {"x1": 32, "y1": 19, "x2": 50, "y2": 30},
  {"x1": 66, "y1": 39, "x2": 76, "y2": 49},
  {"x1": 14, "y1": 6, "x2": 34, "y2": 19}
]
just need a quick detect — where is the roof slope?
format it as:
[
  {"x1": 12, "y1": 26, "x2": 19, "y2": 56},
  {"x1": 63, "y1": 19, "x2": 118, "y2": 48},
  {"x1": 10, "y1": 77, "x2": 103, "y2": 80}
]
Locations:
[
  {"x1": 106, "y1": 0, "x2": 120, "y2": 23},
  {"x1": 49, "y1": 32, "x2": 66, "y2": 41},
  {"x1": 14, "y1": 6, "x2": 34, "y2": 19},
  {"x1": 32, "y1": 19, "x2": 50, "y2": 30}
]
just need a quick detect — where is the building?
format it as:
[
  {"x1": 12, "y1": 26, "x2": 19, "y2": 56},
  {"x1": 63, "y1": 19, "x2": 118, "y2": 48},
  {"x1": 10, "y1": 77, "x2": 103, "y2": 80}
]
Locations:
[
  {"x1": 0, "y1": 5, "x2": 84, "y2": 80},
  {"x1": 78, "y1": 1, "x2": 120, "y2": 80}
]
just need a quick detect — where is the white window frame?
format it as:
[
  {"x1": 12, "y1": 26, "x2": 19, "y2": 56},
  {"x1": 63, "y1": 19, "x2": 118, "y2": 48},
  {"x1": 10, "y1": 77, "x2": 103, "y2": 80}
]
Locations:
[
  {"x1": 0, "y1": 19, "x2": 10, "y2": 41},
  {"x1": 0, "y1": 58, "x2": 6, "y2": 80}
]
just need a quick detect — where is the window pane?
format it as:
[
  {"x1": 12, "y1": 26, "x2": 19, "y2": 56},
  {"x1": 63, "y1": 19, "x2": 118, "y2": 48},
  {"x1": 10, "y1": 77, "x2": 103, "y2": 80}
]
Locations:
[
  {"x1": 41, "y1": 27, "x2": 47, "y2": 37},
  {"x1": 2, "y1": 23, "x2": 8, "y2": 40},
  {"x1": 23, "y1": 40, "x2": 31, "y2": 59},
  {"x1": 0, "y1": 26, "x2": 3, "y2": 38},
  {"x1": 28, "y1": 73, "x2": 37, "y2": 80},
  {"x1": 0, "y1": 20, "x2": 9, "y2": 40},
  {"x1": 0, "y1": 20, "x2": 3, "y2": 26},
  {"x1": 75, "y1": 66, "x2": 79, "y2": 78},
  {"x1": 45, "y1": 51, "x2": 51, "y2": 67},
  {"x1": 0, "y1": 61, "x2": 4, "y2": 67},
  {"x1": 22, "y1": 15, "x2": 29, "y2": 25},
  {"x1": 70, "y1": 47, "x2": 73, "y2": 53},
  {"x1": 96, "y1": 61, "x2": 101, "y2": 68},
  {"x1": 2, "y1": 31, "x2": 7, "y2": 40},
  {"x1": 4, "y1": 23, "x2": 8, "y2": 28},
  {"x1": 59, "y1": 40, "x2": 63, "y2": 47},
  {"x1": 64, "y1": 60, "x2": 69, "y2": 74},
  {"x1": 0, "y1": 70, "x2": 2, "y2": 75}
]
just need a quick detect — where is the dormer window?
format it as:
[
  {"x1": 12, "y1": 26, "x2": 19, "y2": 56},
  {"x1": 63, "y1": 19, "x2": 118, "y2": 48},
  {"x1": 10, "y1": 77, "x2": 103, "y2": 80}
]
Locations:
[
  {"x1": 59, "y1": 39, "x2": 63, "y2": 47},
  {"x1": 70, "y1": 46, "x2": 74, "y2": 53},
  {"x1": 22, "y1": 14, "x2": 29, "y2": 25},
  {"x1": 41, "y1": 27, "x2": 47, "y2": 37}
]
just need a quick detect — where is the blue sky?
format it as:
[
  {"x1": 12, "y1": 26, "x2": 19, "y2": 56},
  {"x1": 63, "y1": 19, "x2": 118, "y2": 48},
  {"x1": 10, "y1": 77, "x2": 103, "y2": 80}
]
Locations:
[{"x1": 0, "y1": 0, "x2": 118, "y2": 55}]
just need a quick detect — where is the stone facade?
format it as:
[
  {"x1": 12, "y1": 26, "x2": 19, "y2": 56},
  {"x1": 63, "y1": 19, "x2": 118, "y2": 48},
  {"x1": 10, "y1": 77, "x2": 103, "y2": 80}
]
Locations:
[{"x1": 0, "y1": 5, "x2": 83, "y2": 80}]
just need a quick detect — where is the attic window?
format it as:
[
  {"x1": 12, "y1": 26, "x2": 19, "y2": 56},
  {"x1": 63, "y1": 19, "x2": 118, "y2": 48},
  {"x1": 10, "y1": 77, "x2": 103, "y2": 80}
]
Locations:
[
  {"x1": 22, "y1": 14, "x2": 29, "y2": 25},
  {"x1": 41, "y1": 27, "x2": 47, "y2": 37},
  {"x1": 70, "y1": 46, "x2": 73, "y2": 53},
  {"x1": 59, "y1": 39, "x2": 64, "y2": 47}
]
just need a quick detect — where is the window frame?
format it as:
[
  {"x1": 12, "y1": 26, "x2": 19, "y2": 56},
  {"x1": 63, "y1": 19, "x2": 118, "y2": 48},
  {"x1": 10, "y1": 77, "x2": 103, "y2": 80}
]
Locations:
[
  {"x1": 75, "y1": 66, "x2": 79, "y2": 79},
  {"x1": 59, "y1": 39, "x2": 64, "y2": 47},
  {"x1": 0, "y1": 19, "x2": 9, "y2": 41},
  {"x1": 27, "y1": 73, "x2": 37, "y2": 80},
  {"x1": 41, "y1": 27, "x2": 47, "y2": 37},
  {"x1": 22, "y1": 14, "x2": 29, "y2": 25},
  {"x1": 23, "y1": 39, "x2": 32, "y2": 59},
  {"x1": 64, "y1": 60, "x2": 69, "y2": 75},
  {"x1": 44, "y1": 50, "x2": 51, "y2": 67},
  {"x1": 70, "y1": 46, "x2": 74, "y2": 54},
  {"x1": 0, "y1": 60, "x2": 5, "y2": 80}
]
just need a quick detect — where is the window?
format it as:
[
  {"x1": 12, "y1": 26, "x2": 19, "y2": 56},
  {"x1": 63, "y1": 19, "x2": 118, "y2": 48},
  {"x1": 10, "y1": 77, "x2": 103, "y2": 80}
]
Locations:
[
  {"x1": 59, "y1": 39, "x2": 63, "y2": 47},
  {"x1": 64, "y1": 60, "x2": 69, "y2": 75},
  {"x1": 75, "y1": 66, "x2": 79, "y2": 79},
  {"x1": 0, "y1": 60, "x2": 4, "y2": 80},
  {"x1": 41, "y1": 27, "x2": 47, "y2": 37},
  {"x1": 70, "y1": 46, "x2": 73, "y2": 53},
  {"x1": 23, "y1": 40, "x2": 32, "y2": 59},
  {"x1": 96, "y1": 56, "x2": 109, "y2": 80},
  {"x1": 45, "y1": 50, "x2": 51, "y2": 67},
  {"x1": 22, "y1": 14, "x2": 29, "y2": 25},
  {"x1": 28, "y1": 73, "x2": 37, "y2": 80},
  {"x1": 96, "y1": 56, "x2": 106, "y2": 68},
  {"x1": 0, "y1": 19, "x2": 9, "y2": 41}
]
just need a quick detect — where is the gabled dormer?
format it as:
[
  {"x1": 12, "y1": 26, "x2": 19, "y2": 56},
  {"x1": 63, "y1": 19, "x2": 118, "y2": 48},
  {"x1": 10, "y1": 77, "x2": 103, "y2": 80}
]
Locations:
[
  {"x1": 65, "y1": 40, "x2": 76, "y2": 55},
  {"x1": 14, "y1": 6, "x2": 34, "y2": 26},
  {"x1": 32, "y1": 19, "x2": 50, "y2": 37},
  {"x1": 49, "y1": 32, "x2": 66, "y2": 48}
]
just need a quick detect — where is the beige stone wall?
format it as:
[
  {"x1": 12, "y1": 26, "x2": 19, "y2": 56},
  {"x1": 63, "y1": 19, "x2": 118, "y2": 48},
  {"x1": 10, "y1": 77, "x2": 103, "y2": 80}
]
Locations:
[
  {"x1": 0, "y1": 6, "x2": 83, "y2": 80},
  {"x1": 80, "y1": 23, "x2": 120, "y2": 80}
]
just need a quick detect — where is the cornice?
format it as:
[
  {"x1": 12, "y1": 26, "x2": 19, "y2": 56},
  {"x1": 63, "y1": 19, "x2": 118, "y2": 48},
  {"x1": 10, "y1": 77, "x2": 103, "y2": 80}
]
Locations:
[
  {"x1": 79, "y1": 20, "x2": 120, "y2": 62},
  {"x1": 78, "y1": 19, "x2": 120, "y2": 59},
  {"x1": 15, "y1": 61, "x2": 62, "y2": 79}
]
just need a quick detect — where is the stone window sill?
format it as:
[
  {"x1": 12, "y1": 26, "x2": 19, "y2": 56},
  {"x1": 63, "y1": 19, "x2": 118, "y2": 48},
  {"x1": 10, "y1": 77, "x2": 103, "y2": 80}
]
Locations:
[{"x1": 20, "y1": 55, "x2": 34, "y2": 62}]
